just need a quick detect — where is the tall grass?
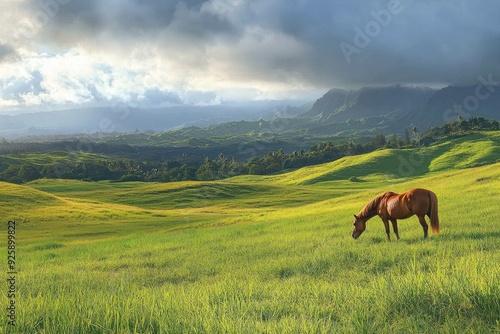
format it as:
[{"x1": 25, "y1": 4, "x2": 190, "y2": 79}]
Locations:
[
  {"x1": 7, "y1": 232, "x2": 500, "y2": 333},
  {"x1": 1, "y1": 136, "x2": 499, "y2": 333}
]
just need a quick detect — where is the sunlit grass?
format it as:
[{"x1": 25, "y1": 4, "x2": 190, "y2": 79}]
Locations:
[
  {"x1": 429, "y1": 132, "x2": 500, "y2": 171},
  {"x1": 1, "y1": 134, "x2": 500, "y2": 333}
]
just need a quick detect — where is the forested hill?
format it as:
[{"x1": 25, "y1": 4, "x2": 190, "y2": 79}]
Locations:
[{"x1": 1, "y1": 118, "x2": 498, "y2": 185}]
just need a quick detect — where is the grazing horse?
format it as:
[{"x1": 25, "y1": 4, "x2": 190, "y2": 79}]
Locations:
[{"x1": 352, "y1": 188, "x2": 439, "y2": 241}]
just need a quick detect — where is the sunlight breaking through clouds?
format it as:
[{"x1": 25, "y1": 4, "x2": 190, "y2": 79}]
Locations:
[{"x1": 1, "y1": 0, "x2": 500, "y2": 110}]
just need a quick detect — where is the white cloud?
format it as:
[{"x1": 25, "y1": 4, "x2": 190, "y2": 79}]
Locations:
[
  {"x1": 0, "y1": 50, "x2": 184, "y2": 108},
  {"x1": 2, "y1": 0, "x2": 500, "y2": 110}
]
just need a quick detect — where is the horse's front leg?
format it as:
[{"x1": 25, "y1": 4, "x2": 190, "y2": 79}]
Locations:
[
  {"x1": 390, "y1": 219, "x2": 400, "y2": 240},
  {"x1": 381, "y1": 218, "x2": 391, "y2": 241}
]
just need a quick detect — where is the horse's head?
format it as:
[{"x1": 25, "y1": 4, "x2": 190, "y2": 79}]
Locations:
[{"x1": 352, "y1": 214, "x2": 366, "y2": 239}]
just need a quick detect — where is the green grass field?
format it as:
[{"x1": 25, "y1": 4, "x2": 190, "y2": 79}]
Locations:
[{"x1": 1, "y1": 132, "x2": 500, "y2": 333}]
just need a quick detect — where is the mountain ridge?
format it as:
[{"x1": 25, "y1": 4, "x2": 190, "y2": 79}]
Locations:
[
  {"x1": 301, "y1": 85, "x2": 436, "y2": 121},
  {"x1": 2, "y1": 84, "x2": 500, "y2": 140}
]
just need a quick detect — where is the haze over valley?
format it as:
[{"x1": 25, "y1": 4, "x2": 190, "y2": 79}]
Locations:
[
  {"x1": 2, "y1": 2, "x2": 500, "y2": 333},
  {"x1": 2, "y1": 1, "x2": 500, "y2": 140}
]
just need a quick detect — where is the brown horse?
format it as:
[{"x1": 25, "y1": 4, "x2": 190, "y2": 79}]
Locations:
[{"x1": 352, "y1": 188, "x2": 439, "y2": 241}]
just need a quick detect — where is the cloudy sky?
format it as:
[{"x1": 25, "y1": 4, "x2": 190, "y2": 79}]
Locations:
[{"x1": 1, "y1": 0, "x2": 499, "y2": 111}]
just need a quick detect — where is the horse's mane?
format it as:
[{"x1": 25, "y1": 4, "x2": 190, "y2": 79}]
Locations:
[{"x1": 358, "y1": 193, "x2": 387, "y2": 219}]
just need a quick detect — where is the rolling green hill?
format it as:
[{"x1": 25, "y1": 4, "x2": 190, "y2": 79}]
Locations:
[
  {"x1": 1, "y1": 132, "x2": 500, "y2": 333},
  {"x1": 230, "y1": 131, "x2": 500, "y2": 186}
]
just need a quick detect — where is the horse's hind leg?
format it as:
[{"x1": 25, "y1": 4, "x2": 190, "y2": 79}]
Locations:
[
  {"x1": 418, "y1": 215, "x2": 429, "y2": 238},
  {"x1": 390, "y1": 219, "x2": 400, "y2": 240}
]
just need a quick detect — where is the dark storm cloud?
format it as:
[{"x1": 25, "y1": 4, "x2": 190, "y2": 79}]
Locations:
[
  {"x1": 0, "y1": 43, "x2": 19, "y2": 62},
  {"x1": 283, "y1": 0, "x2": 500, "y2": 87},
  {"x1": 29, "y1": 0, "x2": 235, "y2": 46},
  {"x1": 23, "y1": 0, "x2": 500, "y2": 88}
]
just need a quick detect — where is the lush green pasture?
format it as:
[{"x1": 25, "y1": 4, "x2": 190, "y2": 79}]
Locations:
[{"x1": 1, "y1": 137, "x2": 500, "y2": 332}]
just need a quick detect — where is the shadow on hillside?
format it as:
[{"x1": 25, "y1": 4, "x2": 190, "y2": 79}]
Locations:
[
  {"x1": 304, "y1": 132, "x2": 499, "y2": 184},
  {"x1": 304, "y1": 149, "x2": 439, "y2": 184}
]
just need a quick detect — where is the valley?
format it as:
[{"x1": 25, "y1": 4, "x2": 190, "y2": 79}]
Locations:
[{"x1": 1, "y1": 132, "x2": 499, "y2": 332}]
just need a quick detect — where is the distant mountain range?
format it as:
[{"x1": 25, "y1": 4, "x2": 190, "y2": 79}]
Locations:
[
  {"x1": 302, "y1": 84, "x2": 500, "y2": 132},
  {"x1": 0, "y1": 102, "x2": 309, "y2": 139},
  {"x1": 302, "y1": 86, "x2": 435, "y2": 122},
  {"x1": 2, "y1": 84, "x2": 499, "y2": 139}
]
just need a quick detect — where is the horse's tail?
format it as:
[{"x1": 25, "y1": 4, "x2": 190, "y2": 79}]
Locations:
[{"x1": 428, "y1": 191, "x2": 440, "y2": 234}]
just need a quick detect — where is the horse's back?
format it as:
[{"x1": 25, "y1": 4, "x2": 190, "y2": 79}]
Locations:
[
  {"x1": 408, "y1": 188, "x2": 433, "y2": 194},
  {"x1": 407, "y1": 188, "x2": 436, "y2": 199}
]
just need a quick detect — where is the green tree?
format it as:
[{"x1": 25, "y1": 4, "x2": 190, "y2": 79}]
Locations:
[
  {"x1": 1, "y1": 165, "x2": 22, "y2": 184},
  {"x1": 18, "y1": 164, "x2": 42, "y2": 183},
  {"x1": 404, "y1": 128, "x2": 411, "y2": 146},
  {"x1": 196, "y1": 158, "x2": 221, "y2": 180},
  {"x1": 372, "y1": 134, "x2": 386, "y2": 148}
]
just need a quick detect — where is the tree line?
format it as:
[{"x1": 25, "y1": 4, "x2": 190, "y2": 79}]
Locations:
[
  {"x1": 1, "y1": 117, "x2": 498, "y2": 184},
  {"x1": 422, "y1": 116, "x2": 499, "y2": 138},
  {"x1": 0, "y1": 136, "x2": 389, "y2": 184}
]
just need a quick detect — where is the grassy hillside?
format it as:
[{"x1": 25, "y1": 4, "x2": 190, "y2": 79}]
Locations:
[
  {"x1": 1, "y1": 133, "x2": 500, "y2": 333},
  {"x1": 230, "y1": 131, "x2": 500, "y2": 186}
]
